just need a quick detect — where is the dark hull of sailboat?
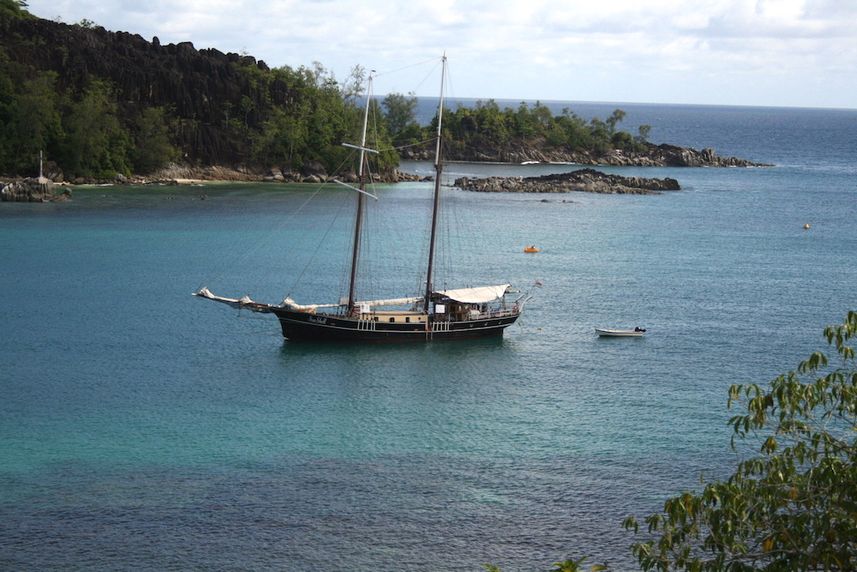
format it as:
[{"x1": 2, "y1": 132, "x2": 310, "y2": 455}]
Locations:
[{"x1": 271, "y1": 308, "x2": 520, "y2": 342}]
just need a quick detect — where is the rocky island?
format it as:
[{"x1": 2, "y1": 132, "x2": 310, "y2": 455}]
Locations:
[
  {"x1": 455, "y1": 168, "x2": 681, "y2": 195},
  {"x1": 1, "y1": 178, "x2": 71, "y2": 202}
]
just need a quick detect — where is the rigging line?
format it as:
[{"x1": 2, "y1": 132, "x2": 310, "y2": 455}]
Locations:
[
  {"x1": 199, "y1": 182, "x2": 331, "y2": 293},
  {"x1": 449, "y1": 187, "x2": 464, "y2": 287},
  {"x1": 371, "y1": 57, "x2": 440, "y2": 80},
  {"x1": 443, "y1": 57, "x2": 456, "y2": 102},
  {"x1": 359, "y1": 163, "x2": 376, "y2": 301},
  {"x1": 368, "y1": 96, "x2": 384, "y2": 180},
  {"x1": 285, "y1": 184, "x2": 349, "y2": 297},
  {"x1": 395, "y1": 58, "x2": 443, "y2": 98},
  {"x1": 389, "y1": 137, "x2": 437, "y2": 151},
  {"x1": 330, "y1": 147, "x2": 359, "y2": 178}
]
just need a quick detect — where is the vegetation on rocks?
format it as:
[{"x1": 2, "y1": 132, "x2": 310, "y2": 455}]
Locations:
[
  {"x1": 0, "y1": 1, "x2": 396, "y2": 181},
  {"x1": 1, "y1": 1, "x2": 763, "y2": 184}
]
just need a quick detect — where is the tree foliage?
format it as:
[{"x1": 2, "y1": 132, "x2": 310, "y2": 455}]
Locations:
[
  {"x1": 1, "y1": 11, "x2": 658, "y2": 179},
  {"x1": 0, "y1": 0, "x2": 30, "y2": 21},
  {"x1": 131, "y1": 106, "x2": 177, "y2": 173},
  {"x1": 435, "y1": 100, "x2": 644, "y2": 158},
  {"x1": 61, "y1": 80, "x2": 131, "y2": 178},
  {"x1": 0, "y1": 13, "x2": 399, "y2": 179},
  {"x1": 382, "y1": 92, "x2": 421, "y2": 148},
  {"x1": 624, "y1": 311, "x2": 857, "y2": 571}
]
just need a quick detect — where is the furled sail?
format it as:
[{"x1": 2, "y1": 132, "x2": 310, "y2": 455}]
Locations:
[
  {"x1": 280, "y1": 297, "x2": 340, "y2": 311},
  {"x1": 281, "y1": 296, "x2": 423, "y2": 311},
  {"x1": 194, "y1": 287, "x2": 273, "y2": 312},
  {"x1": 358, "y1": 296, "x2": 423, "y2": 307}
]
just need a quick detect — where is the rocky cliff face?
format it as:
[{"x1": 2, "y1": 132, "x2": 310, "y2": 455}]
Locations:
[{"x1": 1, "y1": 16, "x2": 280, "y2": 165}]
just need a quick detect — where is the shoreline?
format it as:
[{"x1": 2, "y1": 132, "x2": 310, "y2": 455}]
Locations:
[
  {"x1": 2, "y1": 150, "x2": 769, "y2": 201},
  {"x1": 1, "y1": 140, "x2": 773, "y2": 191},
  {"x1": 406, "y1": 142, "x2": 772, "y2": 168}
]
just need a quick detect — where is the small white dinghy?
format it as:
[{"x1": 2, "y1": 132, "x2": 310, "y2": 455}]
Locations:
[{"x1": 595, "y1": 327, "x2": 647, "y2": 337}]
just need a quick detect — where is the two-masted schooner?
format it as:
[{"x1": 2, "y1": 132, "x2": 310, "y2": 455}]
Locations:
[{"x1": 195, "y1": 56, "x2": 529, "y2": 341}]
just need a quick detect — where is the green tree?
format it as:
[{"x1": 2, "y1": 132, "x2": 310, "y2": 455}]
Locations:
[
  {"x1": 605, "y1": 109, "x2": 626, "y2": 135},
  {"x1": 588, "y1": 118, "x2": 611, "y2": 154},
  {"x1": 60, "y1": 81, "x2": 131, "y2": 178},
  {"x1": 382, "y1": 91, "x2": 419, "y2": 146},
  {"x1": 513, "y1": 101, "x2": 539, "y2": 138},
  {"x1": 131, "y1": 106, "x2": 176, "y2": 173},
  {"x1": 251, "y1": 105, "x2": 308, "y2": 168},
  {"x1": 611, "y1": 131, "x2": 635, "y2": 151},
  {"x1": 340, "y1": 64, "x2": 366, "y2": 103},
  {"x1": 0, "y1": 48, "x2": 63, "y2": 174},
  {"x1": 624, "y1": 311, "x2": 857, "y2": 570},
  {"x1": 0, "y1": 0, "x2": 30, "y2": 20}
]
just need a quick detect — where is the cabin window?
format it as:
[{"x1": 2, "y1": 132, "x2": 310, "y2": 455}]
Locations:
[
  {"x1": 373, "y1": 317, "x2": 379, "y2": 322},
  {"x1": 388, "y1": 317, "x2": 395, "y2": 323},
  {"x1": 405, "y1": 317, "x2": 411, "y2": 323}
]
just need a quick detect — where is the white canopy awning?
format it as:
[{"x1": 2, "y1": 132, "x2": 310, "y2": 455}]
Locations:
[{"x1": 434, "y1": 284, "x2": 511, "y2": 304}]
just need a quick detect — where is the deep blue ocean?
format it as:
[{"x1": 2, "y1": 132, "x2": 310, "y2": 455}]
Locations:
[{"x1": 2, "y1": 102, "x2": 856, "y2": 570}]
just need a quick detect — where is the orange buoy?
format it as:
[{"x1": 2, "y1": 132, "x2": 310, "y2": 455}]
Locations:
[{"x1": 524, "y1": 245, "x2": 540, "y2": 253}]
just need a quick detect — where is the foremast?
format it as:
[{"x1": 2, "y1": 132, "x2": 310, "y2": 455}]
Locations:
[
  {"x1": 423, "y1": 54, "x2": 447, "y2": 313},
  {"x1": 346, "y1": 72, "x2": 375, "y2": 314}
]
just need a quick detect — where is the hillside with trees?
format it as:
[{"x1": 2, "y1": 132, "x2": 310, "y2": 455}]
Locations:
[
  {"x1": 0, "y1": 0, "x2": 763, "y2": 183},
  {"x1": 0, "y1": 0, "x2": 398, "y2": 181}
]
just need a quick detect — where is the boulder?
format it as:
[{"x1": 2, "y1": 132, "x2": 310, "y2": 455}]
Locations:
[
  {"x1": 43, "y1": 161, "x2": 64, "y2": 182},
  {"x1": 1, "y1": 178, "x2": 65, "y2": 202},
  {"x1": 301, "y1": 160, "x2": 328, "y2": 178},
  {"x1": 268, "y1": 166, "x2": 285, "y2": 181}
]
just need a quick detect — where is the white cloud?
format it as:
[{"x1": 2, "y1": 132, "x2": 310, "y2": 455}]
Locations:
[{"x1": 23, "y1": 0, "x2": 857, "y2": 107}]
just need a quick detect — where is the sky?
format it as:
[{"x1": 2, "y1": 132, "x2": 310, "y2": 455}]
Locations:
[{"x1": 26, "y1": 0, "x2": 857, "y2": 109}]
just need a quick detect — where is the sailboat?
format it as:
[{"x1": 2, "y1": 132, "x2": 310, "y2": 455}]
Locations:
[{"x1": 195, "y1": 56, "x2": 529, "y2": 341}]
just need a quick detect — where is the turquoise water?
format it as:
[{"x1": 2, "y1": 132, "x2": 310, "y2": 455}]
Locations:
[{"x1": 1, "y1": 105, "x2": 856, "y2": 570}]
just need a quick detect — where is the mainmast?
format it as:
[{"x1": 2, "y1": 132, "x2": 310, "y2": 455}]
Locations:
[
  {"x1": 346, "y1": 72, "x2": 374, "y2": 313},
  {"x1": 423, "y1": 54, "x2": 447, "y2": 313}
]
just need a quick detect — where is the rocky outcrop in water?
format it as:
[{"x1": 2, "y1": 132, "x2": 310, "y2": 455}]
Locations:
[
  {"x1": 455, "y1": 168, "x2": 681, "y2": 195},
  {"x1": 1, "y1": 178, "x2": 71, "y2": 202}
]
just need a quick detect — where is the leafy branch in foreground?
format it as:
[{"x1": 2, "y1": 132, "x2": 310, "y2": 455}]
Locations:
[{"x1": 624, "y1": 311, "x2": 857, "y2": 570}]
